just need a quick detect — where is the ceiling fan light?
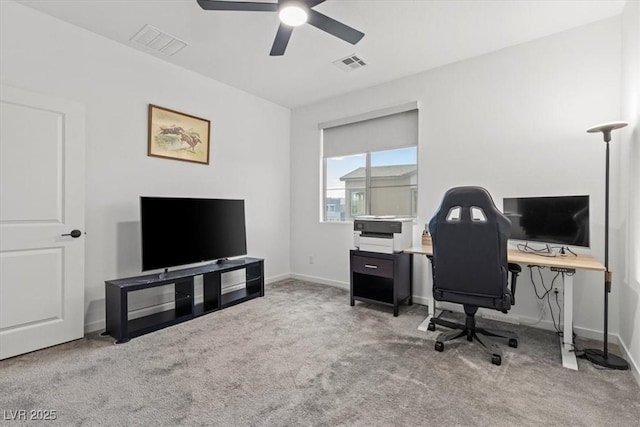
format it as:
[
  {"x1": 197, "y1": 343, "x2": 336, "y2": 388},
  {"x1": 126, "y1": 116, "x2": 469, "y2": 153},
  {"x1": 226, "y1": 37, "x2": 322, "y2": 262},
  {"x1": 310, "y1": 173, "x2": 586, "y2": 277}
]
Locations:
[{"x1": 279, "y1": 6, "x2": 307, "y2": 26}]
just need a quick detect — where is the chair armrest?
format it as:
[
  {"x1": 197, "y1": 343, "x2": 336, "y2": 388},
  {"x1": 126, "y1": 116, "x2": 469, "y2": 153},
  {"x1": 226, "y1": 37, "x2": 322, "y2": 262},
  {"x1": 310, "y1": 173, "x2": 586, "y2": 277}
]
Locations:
[{"x1": 508, "y1": 263, "x2": 522, "y2": 305}]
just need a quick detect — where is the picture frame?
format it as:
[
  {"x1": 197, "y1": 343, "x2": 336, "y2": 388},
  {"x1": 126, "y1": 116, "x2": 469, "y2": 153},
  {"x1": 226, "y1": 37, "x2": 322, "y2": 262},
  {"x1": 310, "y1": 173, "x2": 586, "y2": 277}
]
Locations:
[{"x1": 148, "y1": 104, "x2": 211, "y2": 165}]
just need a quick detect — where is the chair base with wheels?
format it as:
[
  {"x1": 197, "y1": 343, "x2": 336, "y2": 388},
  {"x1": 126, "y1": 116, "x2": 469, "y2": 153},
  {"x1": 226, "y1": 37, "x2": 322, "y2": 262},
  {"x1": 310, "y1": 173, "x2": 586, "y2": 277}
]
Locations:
[
  {"x1": 429, "y1": 306, "x2": 518, "y2": 366},
  {"x1": 426, "y1": 260, "x2": 521, "y2": 365}
]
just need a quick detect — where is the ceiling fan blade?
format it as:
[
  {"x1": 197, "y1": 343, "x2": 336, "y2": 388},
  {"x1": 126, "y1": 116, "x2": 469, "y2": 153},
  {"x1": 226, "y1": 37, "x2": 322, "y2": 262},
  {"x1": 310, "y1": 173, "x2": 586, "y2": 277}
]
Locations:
[
  {"x1": 270, "y1": 24, "x2": 294, "y2": 56},
  {"x1": 305, "y1": 0, "x2": 327, "y2": 7},
  {"x1": 307, "y1": 9, "x2": 364, "y2": 45},
  {"x1": 197, "y1": 0, "x2": 278, "y2": 12}
]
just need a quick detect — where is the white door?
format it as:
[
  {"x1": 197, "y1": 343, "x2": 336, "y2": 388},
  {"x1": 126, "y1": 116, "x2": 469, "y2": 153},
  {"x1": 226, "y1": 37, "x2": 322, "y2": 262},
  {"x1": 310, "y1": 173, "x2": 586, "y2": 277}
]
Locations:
[{"x1": 0, "y1": 85, "x2": 85, "y2": 360}]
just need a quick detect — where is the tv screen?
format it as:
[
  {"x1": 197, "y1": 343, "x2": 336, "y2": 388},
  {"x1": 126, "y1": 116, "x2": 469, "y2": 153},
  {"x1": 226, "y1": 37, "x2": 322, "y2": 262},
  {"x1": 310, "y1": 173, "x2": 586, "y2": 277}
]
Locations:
[
  {"x1": 503, "y1": 195, "x2": 590, "y2": 247},
  {"x1": 140, "y1": 197, "x2": 247, "y2": 271}
]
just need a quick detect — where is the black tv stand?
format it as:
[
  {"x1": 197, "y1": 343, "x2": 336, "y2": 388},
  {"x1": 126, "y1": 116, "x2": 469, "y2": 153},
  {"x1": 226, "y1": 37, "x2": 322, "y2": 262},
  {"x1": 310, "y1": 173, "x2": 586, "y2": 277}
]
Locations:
[{"x1": 105, "y1": 257, "x2": 264, "y2": 343}]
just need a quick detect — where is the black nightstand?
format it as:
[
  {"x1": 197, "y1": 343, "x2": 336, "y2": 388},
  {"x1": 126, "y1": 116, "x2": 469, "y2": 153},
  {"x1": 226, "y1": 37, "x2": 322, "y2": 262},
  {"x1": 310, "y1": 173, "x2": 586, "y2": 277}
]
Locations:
[{"x1": 350, "y1": 250, "x2": 413, "y2": 316}]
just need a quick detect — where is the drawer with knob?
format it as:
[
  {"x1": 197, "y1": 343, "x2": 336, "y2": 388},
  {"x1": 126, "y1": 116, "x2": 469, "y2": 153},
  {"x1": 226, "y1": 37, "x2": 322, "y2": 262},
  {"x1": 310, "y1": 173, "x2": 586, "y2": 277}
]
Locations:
[{"x1": 351, "y1": 255, "x2": 394, "y2": 278}]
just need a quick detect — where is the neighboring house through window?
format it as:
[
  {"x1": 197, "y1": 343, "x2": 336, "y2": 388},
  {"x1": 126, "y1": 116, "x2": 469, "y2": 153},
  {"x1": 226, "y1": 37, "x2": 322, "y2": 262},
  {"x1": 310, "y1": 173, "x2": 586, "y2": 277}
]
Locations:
[
  {"x1": 324, "y1": 197, "x2": 345, "y2": 222},
  {"x1": 350, "y1": 190, "x2": 365, "y2": 216},
  {"x1": 341, "y1": 156, "x2": 417, "y2": 221}
]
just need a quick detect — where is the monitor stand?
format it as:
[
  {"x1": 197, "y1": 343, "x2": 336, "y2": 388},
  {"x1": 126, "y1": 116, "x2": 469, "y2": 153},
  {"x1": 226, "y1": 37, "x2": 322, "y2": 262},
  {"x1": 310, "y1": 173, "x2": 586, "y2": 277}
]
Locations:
[{"x1": 517, "y1": 242, "x2": 556, "y2": 257}]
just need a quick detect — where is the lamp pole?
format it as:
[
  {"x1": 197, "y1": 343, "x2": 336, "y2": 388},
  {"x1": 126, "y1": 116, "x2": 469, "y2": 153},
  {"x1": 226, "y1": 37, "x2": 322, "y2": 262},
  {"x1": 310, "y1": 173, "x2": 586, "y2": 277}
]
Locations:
[{"x1": 584, "y1": 121, "x2": 629, "y2": 370}]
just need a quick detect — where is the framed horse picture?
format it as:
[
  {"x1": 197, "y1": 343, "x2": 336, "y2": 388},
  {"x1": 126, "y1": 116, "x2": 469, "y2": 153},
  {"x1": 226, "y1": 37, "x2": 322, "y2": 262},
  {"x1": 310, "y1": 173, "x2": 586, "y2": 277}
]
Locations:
[{"x1": 148, "y1": 104, "x2": 211, "y2": 165}]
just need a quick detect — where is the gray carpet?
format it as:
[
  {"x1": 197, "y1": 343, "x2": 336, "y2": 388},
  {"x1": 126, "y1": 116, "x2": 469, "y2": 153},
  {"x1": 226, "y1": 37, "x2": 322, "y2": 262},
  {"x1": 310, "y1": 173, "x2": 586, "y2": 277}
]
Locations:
[{"x1": 1, "y1": 279, "x2": 639, "y2": 426}]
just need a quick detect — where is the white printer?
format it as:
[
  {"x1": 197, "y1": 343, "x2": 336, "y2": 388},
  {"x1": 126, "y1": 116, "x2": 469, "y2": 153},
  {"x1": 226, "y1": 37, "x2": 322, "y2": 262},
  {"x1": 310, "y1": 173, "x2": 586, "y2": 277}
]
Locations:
[{"x1": 353, "y1": 216, "x2": 413, "y2": 254}]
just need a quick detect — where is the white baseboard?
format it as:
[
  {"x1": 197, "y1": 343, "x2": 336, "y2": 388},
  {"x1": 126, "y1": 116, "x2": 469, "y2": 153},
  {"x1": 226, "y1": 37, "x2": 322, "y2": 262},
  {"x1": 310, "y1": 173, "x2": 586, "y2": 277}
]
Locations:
[
  {"x1": 616, "y1": 334, "x2": 640, "y2": 385},
  {"x1": 85, "y1": 319, "x2": 105, "y2": 334},
  {"x1": 221, "y1": 283, "x2": 246, "y2": 295},
  {"x1": 265, "y1": 273, "x2": 291, "y2": 284},
  {"x1": 85, "y1": 294, "x2": 175, "y2": 333},
  {"x1": 411, "y1": 295, "x2": 430, "y2": 306},
  {"x1": 85, "y1": 300, "x2": 177, "y2": 335},
  {"x1": 289, "y1": 273, "x2": 349, "y2": 290}
]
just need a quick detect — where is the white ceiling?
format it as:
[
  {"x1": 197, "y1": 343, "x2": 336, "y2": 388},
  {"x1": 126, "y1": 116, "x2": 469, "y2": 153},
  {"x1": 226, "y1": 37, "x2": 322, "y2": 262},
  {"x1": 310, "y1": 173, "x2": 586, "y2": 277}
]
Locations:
[{"x1": 17, "y1": 0, "x2": 626, "y2": 108}]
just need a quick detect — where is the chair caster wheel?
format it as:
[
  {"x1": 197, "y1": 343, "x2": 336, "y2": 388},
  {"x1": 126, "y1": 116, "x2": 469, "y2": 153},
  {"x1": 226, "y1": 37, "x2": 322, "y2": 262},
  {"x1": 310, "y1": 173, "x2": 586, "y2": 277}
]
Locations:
[
  {"x1": 435, "y1": 341, "x2": 444, "y2": 352},
  {"x1": 508, "y1": 338, "x2": 518, "y2": 348},
  {"x1": 427, "y1": 322, "x2": 436, "y2": 331},
  {"x1": 491, "y1": 354, "x2": 502, "y2": 366}
]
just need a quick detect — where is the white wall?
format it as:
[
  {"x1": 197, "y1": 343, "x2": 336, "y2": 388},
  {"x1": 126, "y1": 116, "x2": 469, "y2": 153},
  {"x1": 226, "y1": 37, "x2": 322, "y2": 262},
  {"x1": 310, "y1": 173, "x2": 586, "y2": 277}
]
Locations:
[
  {"x1": 616, "y1": 0, "x2": 640, "y2": 378},
  {"x1": 290, "y1": 18, "x2": 622, "y2": 337},
  {"x1": 1, "y1": 1, "x2": 291, "y2": 332}
]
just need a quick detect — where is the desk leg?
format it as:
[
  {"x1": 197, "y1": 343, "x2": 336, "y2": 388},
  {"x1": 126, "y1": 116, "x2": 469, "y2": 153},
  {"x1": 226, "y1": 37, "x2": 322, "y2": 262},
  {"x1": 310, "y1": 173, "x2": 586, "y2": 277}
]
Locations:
[
  {"x1": 418, "y1": 295, "x2": 436, "y2": 331},
  {"x1": 418, "y1": 254, "x2": 436, "y2": 332},
  {"x1": 560, "y1": 272, "x2": 578, "y2": 370}
]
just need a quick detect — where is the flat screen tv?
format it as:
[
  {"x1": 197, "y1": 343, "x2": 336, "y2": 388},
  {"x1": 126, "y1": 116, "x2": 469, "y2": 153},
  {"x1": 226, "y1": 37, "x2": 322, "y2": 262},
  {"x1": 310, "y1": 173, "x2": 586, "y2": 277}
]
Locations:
[
  {"x1": 502, "y1": 195, "x2": 590, "y2": 247},
  {"x1": 140, "y1": 197, "x2": 247, "y2": 271}
]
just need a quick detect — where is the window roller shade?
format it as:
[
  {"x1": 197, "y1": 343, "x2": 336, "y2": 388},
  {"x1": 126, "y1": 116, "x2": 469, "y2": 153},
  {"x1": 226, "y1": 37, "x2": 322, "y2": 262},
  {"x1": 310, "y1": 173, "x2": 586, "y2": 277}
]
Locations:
[{"x1": 323, "y1": 109, "x2": 418, "y2": 158}]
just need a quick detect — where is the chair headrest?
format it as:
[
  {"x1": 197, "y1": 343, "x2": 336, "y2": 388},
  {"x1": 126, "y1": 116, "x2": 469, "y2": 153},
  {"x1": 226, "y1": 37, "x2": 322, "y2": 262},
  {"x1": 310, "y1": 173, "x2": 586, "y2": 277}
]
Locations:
[
  {"x1": 438, "y1": 186, "x2": 496, "y2": 210},
  {"x1": 431, "y1": 186, "x2": 511, "y2": 234}
]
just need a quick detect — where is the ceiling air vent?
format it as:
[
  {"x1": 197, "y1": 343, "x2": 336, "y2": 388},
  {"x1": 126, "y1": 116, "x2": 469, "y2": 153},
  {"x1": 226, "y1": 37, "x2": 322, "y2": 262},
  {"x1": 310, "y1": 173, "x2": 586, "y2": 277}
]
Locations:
[
  {"x1": 333, "y1": 54, "x2": 367, "y2": 72},
  {"x1": 130, "y1": 24, "x2": 189, "y2": 56}
]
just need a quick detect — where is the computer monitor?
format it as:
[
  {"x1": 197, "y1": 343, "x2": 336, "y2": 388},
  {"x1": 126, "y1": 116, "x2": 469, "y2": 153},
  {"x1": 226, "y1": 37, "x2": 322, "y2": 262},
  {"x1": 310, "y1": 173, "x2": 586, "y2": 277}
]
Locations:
[{"x1": 502, "y1": 195, "x2": 589, "y2": 247}]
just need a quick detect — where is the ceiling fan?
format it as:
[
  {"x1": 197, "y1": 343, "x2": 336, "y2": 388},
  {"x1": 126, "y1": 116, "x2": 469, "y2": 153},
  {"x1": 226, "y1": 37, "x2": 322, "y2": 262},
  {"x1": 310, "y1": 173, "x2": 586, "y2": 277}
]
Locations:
[{"x1": 197, "y1": 0, "x2": 365, "y2": 56}]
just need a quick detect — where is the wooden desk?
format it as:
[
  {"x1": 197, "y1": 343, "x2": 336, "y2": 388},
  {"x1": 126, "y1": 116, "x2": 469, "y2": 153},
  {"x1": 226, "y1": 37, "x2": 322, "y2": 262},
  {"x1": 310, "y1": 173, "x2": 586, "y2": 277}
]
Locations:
[{"x1": 406, "y1": 236, "x2": 605, "y2": 370}]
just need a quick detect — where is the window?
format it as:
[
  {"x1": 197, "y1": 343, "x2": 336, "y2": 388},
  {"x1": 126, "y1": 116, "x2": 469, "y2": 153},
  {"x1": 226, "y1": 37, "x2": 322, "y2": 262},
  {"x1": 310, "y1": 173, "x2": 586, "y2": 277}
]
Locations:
[
  {"x1": 321, "y1": 106, "x2": 418, "y2": 222},
  {"x1": 411, "y1": 188, "x2": 418, "y2": 217},
  {"x1": 350, "y1": 191, "x2": 365, "y2": 216}
]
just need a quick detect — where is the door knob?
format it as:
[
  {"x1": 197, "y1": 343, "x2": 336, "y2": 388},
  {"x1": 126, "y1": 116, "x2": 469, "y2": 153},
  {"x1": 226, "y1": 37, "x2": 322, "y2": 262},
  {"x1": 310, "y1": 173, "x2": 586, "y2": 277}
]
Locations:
[{"x1": 61, "y1": 229, "x2": 82, "y2": 238}]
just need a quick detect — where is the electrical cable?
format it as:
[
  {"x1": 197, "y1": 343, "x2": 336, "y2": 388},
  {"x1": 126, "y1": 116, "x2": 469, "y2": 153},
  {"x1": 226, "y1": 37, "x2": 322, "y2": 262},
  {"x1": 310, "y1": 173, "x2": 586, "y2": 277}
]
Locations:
[
  {"x1": 520, "y1": 266, "x2": 550, "y2": 327},
  {"x1": 547, "y1": 272, "x2": 561, "y2": 334},
  {"x1": 528, "y1": 265, "x2": 562, "y2": 334},
  {"x1": 528, "y1": 265, "x2": 546, "y2": 299},
  {"x1": 555, "y1": 287, "x2": 562, "y2": 314}
]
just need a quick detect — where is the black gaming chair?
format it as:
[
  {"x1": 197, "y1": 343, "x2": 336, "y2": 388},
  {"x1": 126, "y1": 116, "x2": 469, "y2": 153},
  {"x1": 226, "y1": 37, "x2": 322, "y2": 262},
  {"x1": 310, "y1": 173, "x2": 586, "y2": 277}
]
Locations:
[{"x1": 427, "y1": 186, "x2": 521, "y2": 365}]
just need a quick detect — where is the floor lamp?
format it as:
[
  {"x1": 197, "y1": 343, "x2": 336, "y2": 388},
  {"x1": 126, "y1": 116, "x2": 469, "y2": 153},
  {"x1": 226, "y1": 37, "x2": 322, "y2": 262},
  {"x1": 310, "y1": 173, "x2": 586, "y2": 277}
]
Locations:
[{"x1": 584, "y1": 121, "x2": 629, "y2": 370}]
